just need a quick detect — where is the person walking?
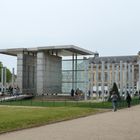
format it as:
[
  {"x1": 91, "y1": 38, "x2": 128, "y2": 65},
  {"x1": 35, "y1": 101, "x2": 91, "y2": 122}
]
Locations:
[
  {"x1": 71, "y1": 89, "x2": 74, "y2": 97},
  {"x1": 111, "y1": 91, "x2": 118, "y2": 112},
  {"x1": 126, "y1": 92, "x2": 132, "y2": 108}
]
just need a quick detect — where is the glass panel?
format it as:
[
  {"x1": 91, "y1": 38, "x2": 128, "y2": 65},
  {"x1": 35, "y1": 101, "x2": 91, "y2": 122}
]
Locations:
[
  {"x1": 62, "y1": 83, "x2": 72, "y2": 93},
  {"x1": 62, "y1": 71, "x2": 73, "y2": 82},
  {"x1": 62, "y1": 70, "x2": 85, "y2": 82},
  {"x1": 62, "y1": 60, "x2": 72, "y2": 70},
  {"x1": 62, "y1": 59, "x2": 86, "y2": 70}
]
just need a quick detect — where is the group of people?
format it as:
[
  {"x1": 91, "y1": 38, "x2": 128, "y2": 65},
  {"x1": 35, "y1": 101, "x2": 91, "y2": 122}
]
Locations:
[
  {"x1": 71, "y1": 88, "x2": 83, "y2": 97},
  {"x1": 8, "y1": 85, "x2": 20, "y2": 96},
  {"x1": 111, "y1": 91, "x2": 132, "y2": 112}
]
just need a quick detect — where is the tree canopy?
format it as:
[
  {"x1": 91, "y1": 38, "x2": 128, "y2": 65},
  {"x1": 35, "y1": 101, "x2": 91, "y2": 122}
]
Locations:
[{"x1": 0, "y1": 62, "x2": 12, "y2": 83}]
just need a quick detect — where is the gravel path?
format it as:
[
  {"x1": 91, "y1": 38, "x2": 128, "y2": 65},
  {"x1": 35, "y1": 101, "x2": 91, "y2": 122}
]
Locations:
[{"x1": 0, "y1": 105, "x2": 140, "y2": 140}]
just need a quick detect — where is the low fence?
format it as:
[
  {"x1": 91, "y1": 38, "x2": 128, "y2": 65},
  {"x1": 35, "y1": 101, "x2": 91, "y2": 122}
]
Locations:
[{"x1": 0, "y1": 95, "x2": 139, "y2": 109}]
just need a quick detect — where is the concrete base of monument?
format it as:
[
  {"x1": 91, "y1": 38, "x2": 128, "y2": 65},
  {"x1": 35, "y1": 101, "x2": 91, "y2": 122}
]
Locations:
[{"x1": 0, "y1": 94, "x2": 33, "y2": 102}]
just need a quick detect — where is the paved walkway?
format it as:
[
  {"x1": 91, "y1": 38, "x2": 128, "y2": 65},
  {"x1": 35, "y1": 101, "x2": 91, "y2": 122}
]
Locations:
[{"x1": 0, "y1": 105, "x2": 140, "y2": 140}]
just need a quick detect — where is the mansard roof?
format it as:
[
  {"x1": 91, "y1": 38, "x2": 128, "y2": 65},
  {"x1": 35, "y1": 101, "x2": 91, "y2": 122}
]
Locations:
[{"x1": 90, "y1": 55, "x2": 138, "y2": 64}]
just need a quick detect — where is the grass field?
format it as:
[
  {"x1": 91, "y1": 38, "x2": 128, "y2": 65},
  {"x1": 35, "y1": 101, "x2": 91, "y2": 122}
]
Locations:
[
  {"x1": 0, "y1": 97, "x2": 139, "y2": 134},
  {"x1": 0, "y1": 106, "x2": 104, "y2": 134}
]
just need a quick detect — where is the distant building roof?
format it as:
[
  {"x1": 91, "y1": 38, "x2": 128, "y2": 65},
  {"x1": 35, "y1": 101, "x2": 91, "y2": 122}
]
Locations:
[{"x1": 90, "y1": 55, "x2": 138, "y2": 64}]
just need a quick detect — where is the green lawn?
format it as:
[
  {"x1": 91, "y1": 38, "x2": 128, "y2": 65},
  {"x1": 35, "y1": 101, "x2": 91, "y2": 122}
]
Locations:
[
  {"x1": 0, "y1": 99, "x2": 113, "y2": 108},
  {"x1": 0, "y1": 106, "x2": 104, "y2": 134}
]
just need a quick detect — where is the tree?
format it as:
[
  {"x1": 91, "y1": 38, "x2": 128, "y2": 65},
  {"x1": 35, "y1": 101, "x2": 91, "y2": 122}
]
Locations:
[
  {"x1": 6, "y1": 68, "x2": 12, "y2": 82},
  {"x1": 0, "y1": 62, "x2": 12, "y2": 83},
  {"x1": 108, "y1": 82, "x2": 121, "y2": 101}
]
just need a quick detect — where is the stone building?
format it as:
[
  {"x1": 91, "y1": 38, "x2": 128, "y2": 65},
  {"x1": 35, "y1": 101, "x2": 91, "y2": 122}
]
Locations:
[{"x1": 89, "y1": 52, "x2": 140, "y2": 98}]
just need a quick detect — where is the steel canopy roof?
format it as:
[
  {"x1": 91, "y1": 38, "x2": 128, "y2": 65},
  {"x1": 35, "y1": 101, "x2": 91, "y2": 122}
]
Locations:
[{"x1": 0, "y1": 45, "x2": 94, "y2": 56}]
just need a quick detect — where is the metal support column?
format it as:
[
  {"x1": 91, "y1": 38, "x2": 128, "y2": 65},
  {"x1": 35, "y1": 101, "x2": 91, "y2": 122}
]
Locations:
[
  {"x1": 75, "y1": 54, "x2": 77, "y2": 90},
  {"x1": 84, "y1": 59, "x2": 88, "y2": 100},
  {"x1": 72, "y1": 53, "x2": 74, "y2": 90}
]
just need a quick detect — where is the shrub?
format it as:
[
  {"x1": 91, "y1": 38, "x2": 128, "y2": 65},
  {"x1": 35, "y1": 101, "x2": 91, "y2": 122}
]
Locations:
[{"x1": 108, "y1": 82, "x2": 121, "y2": 101}]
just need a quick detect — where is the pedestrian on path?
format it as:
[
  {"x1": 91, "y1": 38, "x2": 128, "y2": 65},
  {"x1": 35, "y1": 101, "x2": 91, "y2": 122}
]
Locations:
[
  {"x1": 71, "y1": 89, "x2": 74, "y2": 97},
  {"x1": 126, "y1": 92, "x2": 132, "y2": 108},
  {"x1": 111, "y1": 91, "x2": 118, "y2": 112}
]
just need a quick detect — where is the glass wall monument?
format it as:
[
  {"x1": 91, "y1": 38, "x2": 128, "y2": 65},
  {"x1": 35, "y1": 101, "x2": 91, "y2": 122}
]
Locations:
[
  {"x1": 0, "y1": 45, "x2": 94, "y2": 96},
  {"x1": 62, "y1": 58, "x2": 89, "y2": 95}
]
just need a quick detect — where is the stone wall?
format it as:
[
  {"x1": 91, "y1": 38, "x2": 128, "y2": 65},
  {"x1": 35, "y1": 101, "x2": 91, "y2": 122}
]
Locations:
[
  {"x1": 17, "y1": 52, "x2": 37, "y2": 94},
  {"x1": 37, "y1": 52, "x2": 62, "y2": 95}
]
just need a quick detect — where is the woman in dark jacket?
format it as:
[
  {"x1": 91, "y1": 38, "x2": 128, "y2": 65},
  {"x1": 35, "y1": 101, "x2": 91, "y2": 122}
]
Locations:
[{"x1": 126, "y1": 92, "x2": 132, "y2": 108}]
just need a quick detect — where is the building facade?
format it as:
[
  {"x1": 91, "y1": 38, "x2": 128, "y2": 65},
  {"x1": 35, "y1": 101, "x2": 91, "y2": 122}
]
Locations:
[{"x1": 89, "y1": 52, "x2": 140, "y2": 99}]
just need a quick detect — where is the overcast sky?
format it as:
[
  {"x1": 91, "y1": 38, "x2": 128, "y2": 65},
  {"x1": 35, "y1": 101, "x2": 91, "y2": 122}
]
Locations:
[{"x1": 0, "y1": 0, "x2": 140, "y2": 71}]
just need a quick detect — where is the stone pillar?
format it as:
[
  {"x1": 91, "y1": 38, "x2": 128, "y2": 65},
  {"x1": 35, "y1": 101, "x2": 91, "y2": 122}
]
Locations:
[
  {"x1": 115, "y1": 65, "x2": 119, "y2": 86},
  {"x1": 124, "y1": 63, "x2": 127, "y2": 96},
  {"x1": 132, "y1": 65, "x2": 134, "y2": 97},
  {"x1": 2, "y1": 67, "x2": 5, "y2": 92},
  {"x1": 37, "y1": 52, "x2": 45, "y2": 95},
  {"x1": 37, "y1": 52, "x2": 62, "y2": 95},
  {"x1": 96, "y1": 64, "x2": 99, "y2": 100},
  {"x1": 101, "y1": 61, "x2": 105, "y2": 101},
  {"x1": 120, "y1": 61, "x2": 123, "y2": 96},
  {"x1": 107, "y1": 63, "x2": 110, "y2": 95},
  {"x1": 1, "y1": 67, "x2": 3, "y2": 93},
  {"x1": 17, "y1": 53, "x2": 24, "y2": 94},
  {"x1": 90, "y1": 63, "x2": 93, "y2": 97},
  {"x1": 112, "y1": 63, "x2": 115, "y2": 86},
  {"x1": 128, "y1": 63, "x2": 131, "y2": 93}
]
